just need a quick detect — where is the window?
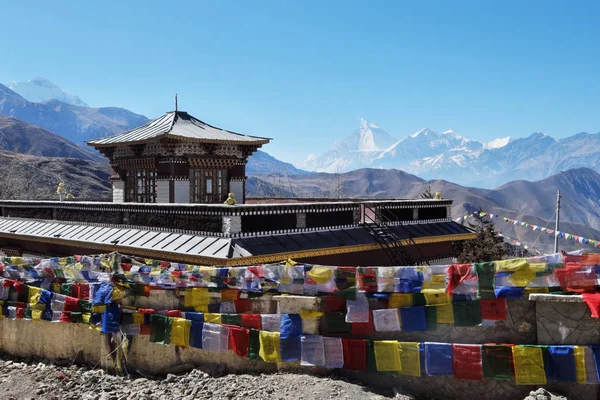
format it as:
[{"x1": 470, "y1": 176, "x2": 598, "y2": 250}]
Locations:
[
  {"x1": 125, "y1": 169, "x2": 156, "y2": 203},
  {"x1": 190, "y1": 168, "x2": 228, "y2": 203}
]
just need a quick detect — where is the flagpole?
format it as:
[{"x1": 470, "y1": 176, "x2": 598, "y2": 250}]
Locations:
[{"x1": 554, "y1": 190, "x2": 560, "y2": 253}]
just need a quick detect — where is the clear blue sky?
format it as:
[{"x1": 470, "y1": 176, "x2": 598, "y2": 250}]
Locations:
[{"x1": 1, "y1": 1, "x2": 599, "y2": 163}]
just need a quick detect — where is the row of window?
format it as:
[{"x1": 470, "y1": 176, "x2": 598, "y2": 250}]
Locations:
[{"x1": 124, "y1": 169, "x2": 228, "y2": 203}]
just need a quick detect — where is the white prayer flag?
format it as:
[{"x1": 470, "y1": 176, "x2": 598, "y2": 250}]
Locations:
[{"x1": 372, "y1": 309, "x2": 401, "y2": 332}]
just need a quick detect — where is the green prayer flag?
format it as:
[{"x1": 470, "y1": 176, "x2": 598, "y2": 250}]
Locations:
[
  {"x1": 60, "y1": 283, "x2": 72, "y2": 297},
  {"x1": 150, "y1": 315, "x2": 172, "y2": 344},
  {"x1": 248, "y1": 328, "x2": 261, "y2": 361},
  {"x1": 452, "y1": 301, "x2": 482, "y2": 327},
  {"x1": 482, "y1": 345, "x2": 514, "y2": 380},
  {"x1": 71, "y1": 312, "x2": 83, "y2": 324},
  {"x1": 323, "y1": 312, "x2": 352, "y2": 334},
  {"x1": 412, "y1": 293, "x2": 426, "y2": 307},
  {"x1": 425, "y1": 305, "x2": 438, "y2": 330},
  {"x1": 474, "y1": 262, "x2": 495, "y2": 299},
  {"x1": 24, "y1": 307, "x2": 32, "y2": 320},
  {"x1": 366, "y1": 340, "x2": 378, "y2": 373},
  {"x1": 221, "y1": 313, "x2": 242, "y2": 326},
  {"x1": 78, "y1": 300, "x2": 92, "y2": 314}
]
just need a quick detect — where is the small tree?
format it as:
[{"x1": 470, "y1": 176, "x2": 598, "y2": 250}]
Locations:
[
  {"x1": 419, "y1": 184, "x2": 434, "y2": 199},
  {"x1": 455, "y1": 210, "x2": 506, "y2": 263}
]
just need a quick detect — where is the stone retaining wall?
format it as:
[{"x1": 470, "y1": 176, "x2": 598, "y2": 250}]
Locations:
[{"x1": 0, "y1": 291, "x2": 599, "y2": 400}]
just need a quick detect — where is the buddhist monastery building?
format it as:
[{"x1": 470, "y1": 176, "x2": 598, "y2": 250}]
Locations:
[
  {"x1": 0, "y1": 109, "x2": 475, "y2": 265},
  {"x1": 86, "y1": 110, "x2": 271, "y2": 204}
]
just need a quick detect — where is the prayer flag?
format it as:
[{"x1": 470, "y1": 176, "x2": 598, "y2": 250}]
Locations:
[
  {"x1": 372, "y1": 309, "x2": 401, "y2": 332},
  {"x1": 512, "y1": 346, "x2": 547, "y2": 385},
  {"x1": 482, "y1": 345, "x2": 513, "y2": 380},
  {"x1": 399, "y1": 306, "x2": 427, "y2": 331},
  {"x1": 323, "y1": 337, "x2": 344, "y2": 368},
  {"x1": 425, "y1": 343, "x2": 453, "y2": 376},
  {"x1": 259, "y1": 331, "x2": 281, "y2": 363},
  {"x1": 301, "y1": 335, "x2": 326, "y2": 367},
  {"x1": 342, "y1": 339, "x2": 367, "y2": 371},
  {"x1": 453, "y1": 344, "x2": 482, "y2": 380},
  {"x1": 398, "y1": 342, "x2": 421, "y2": 377},
  {"x1": 373, "y1": 341, "x2": 402, "y2": 372},
  {"x1": 170, "y1": 318, "x2": 191, "y2": 347},
  {"x1": 452, "y1": 301, "x2": 482, "y2": 327}
]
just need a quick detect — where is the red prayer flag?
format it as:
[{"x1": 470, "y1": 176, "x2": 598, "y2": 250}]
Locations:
[
  {"x1": 351, "y1": 313, "x2": 374, "y2": 336},
  {"x1": 229, "y1": 326, "x2": 250, "y2": 358},
  {"x1": 554, "y1": 262, "x2": 596, "y2": 293},
  {"x1": 358, "y1": 268, "x2": 378, "y2": 292},
  {"x1": 138, "y1": 308, "x2": 157, "y2": 314},
  {"x1": 140, "y1": 324, "x2": 151, "y2": 335},
  {"x1": 241, "y1": 314, "x2": 261, "y2": 330},
  {"x1": 342, "y1": 339, "x2": 367, "y2": 371},
  {"x1": 166, "y1": 310, "x2": 182, "y2": 318},
  {"x1": 16, "y1": 307, "x2": 25, "y2": 319},
  {"x1": 324, "y1": 294, "x2": 346, "y2": 313},
  {"x1": 446, "y1": 264, "x2": 475, "y2": 294},
  {"x1": 582, "y1": 293, "x2": 600, "y2": 318},
  {"x1": 59, "y1": 312, "x2": 72, "y2": 323},
  {"x1": 453, "y1": 344, "x2": 483, "y2": 380},
  {"x1": 480, "y1": 298, "x2": 507, "y2": 321},
  {"x1": 582, "y1": 254, "x2": 600, "y2": 266},
  {"x1": 234, "y1": 299, "x2": 251, "y2": 313},
  {"x1": 64, "y1": 297, "x2": 79, "y2": 312}
]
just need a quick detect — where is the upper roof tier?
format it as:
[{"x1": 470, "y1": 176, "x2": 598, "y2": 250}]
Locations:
[{"x1": 86, "y1": 111, "x2": 271, "y2": 147}]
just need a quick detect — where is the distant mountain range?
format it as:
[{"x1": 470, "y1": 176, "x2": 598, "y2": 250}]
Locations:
[
  {"x1": 298, "y1": 119, "x2": 600, "y2": 188},
  {"x1": 0, "y1": 81, "x2": 148, "y2": 144},
  {"x1": 247, "y1": 167, "x2": 600, "y2": 254},
  {"x1": 9, "y1": 77, "x2": 88, "y2": 107}
]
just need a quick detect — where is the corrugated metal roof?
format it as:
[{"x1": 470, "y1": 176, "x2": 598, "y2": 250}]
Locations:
[
  {"x1": 0, "y1": 217, "x2": 473, "y2": 263},
  {"x1": 87, "y1": 111, "x2": 271, "y2": 146},
  {"x1": 0, "y1": 218, "x2": 232, "y2": 259}
]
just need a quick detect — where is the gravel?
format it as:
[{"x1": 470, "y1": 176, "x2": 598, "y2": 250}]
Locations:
[
  {"x1": 0, "y1": 354, "x2": 570, "y2": 400},
  {"x1": 0, "y1": 354, "x2": 393, "y2": 400}
]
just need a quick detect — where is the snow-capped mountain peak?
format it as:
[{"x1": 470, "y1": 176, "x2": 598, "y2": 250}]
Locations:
[
  {"x1": 8, "y1": 77, "x2": 88, "y2": 107},
  {"x1": 410, "y1": 127, "x2": 435, "y2": 138},
  {"x1": 486, "y1": 136, "x2": 512, "y2": 149}
]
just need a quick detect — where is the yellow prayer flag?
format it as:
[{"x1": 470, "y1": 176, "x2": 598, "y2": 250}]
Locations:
[
  {"x1": 388, "y1": 294, "x2": 413, "y2": 309},
  {"x1": 398, "y1": 342, "x2": 421, "y2": 377},
  {"x1": 259, "y1": 331, "x2": 281, "y2": 363},
  {"x1": 512, "y1": 346, "x2": 547, "y2": 385},
  {"x1": 199, "y1": 266, "x2": 216, "y2": 277},
  {"x1": 184, "y1": 288, "x2": 210, "y2": 307},
  {"x1": 436, "y1": 303, "x2": 454, "y2": 324},
  {"x1": 28, "y1": 286, "x2": 41, "y2": 305},
  {"x1": 374, "y1": 341, "x2": 402, "y2": 371},
  {"x1": 285, "y1": 259, "x2": 298, "y2": 266},
  {"x1": 494, "y1": 258, "x2": 528, "y2": 272},
  {"x1": 430, "y1": 274, "x2": 447, "y2": 283},
  {"x1": 170, "y1": 318, "x2": 191, "y2": 347},
  {"x1": 82, "y1": 313, "x2": 92, "y2": 324},
  {"x1": 112, "y1": 283, "x2": 128, "y2": 301},
  {"x1": 307, "y1": 266, "x2": 333, "y2": 284},
  {"x1": 133, "y1": 313, "x2": 145, "y2": 325},
  {"x1": 421, "y1": 281, "x2": 446, "y2": 292},
  {"x1": 32, "y1": 309, "x2": 43, "y2": 321},
  {"x1": 424, "y1": 292, "x2": 451, "y2": 305},
  {"x1": 529, "y1": 263, "x2": 546, "y2": 273},
  {"x1": 92, "y1": 305, "x2": 106, "y2": 313},
  {"x1": 510, "y1": 266, "x2": 536, "y2": 287},
  {"x1": 574, "y1": 346, "x2": 587, "y2": 384},
  {"x1": 204, "y1": 313, "x2": 222, "y2": 324},
  {"x1": 300, "y1": 309, "x2": 324, "y2": 319},
  {"x1": 194, "y1": 305, "x2": 209, "y2": 313},
  {"x1": 11, "y1": 257, "x2": 22, "y2": 265},
  {"x1": 221, "y1": 289, "x2": 238, "y2": 302}
]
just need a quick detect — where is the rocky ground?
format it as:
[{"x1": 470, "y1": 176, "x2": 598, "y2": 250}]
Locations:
[
  {"x1": 0, "y1": 355, "x2": 568, "y2": 400},
  {"x1": 0, "y1": 355, "x2": 394, "y2": 400}
]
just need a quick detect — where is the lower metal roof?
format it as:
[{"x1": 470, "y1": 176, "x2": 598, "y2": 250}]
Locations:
[{"x1": 0, "y1": 217, "x2": 474, "y2": 264}]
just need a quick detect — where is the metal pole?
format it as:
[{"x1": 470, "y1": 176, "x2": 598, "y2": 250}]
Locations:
[{"x1": 554, "y1": 190, "x2": 561, "y2": 253}]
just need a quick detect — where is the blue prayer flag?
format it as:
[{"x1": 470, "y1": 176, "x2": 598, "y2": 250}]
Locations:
[
  {"x1": 425, "y1": 343, "x2": 453, "y2": 376},
  {"x1": 546, "y1": 346, "x2": 576, "y2": 382},
  {"x1": 101, "y1": 304, "x2": 121, "y2": 334},
  {"x1": 400, "y1": 306, "x2": 427, "y2": 331},
  {"x1": 189, "y1": 321, "x2": 204, "y2": 348}
]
